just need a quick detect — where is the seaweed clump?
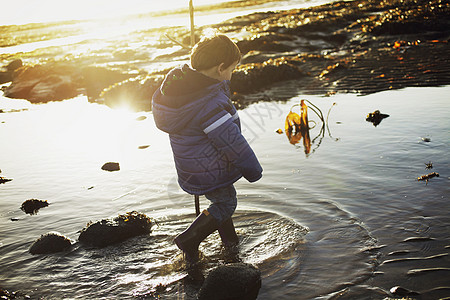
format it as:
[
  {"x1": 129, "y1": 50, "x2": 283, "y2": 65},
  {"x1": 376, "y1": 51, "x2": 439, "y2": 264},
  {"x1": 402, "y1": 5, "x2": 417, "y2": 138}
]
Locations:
[
  {"x1": 20, "y1": 199, "x2": 49, "y2": 215},
  {"x1": 29, "y1": 232, "x2": 72, "y2": 255},
  {"x1": 78, "y1": 211, "x2": 153, "y2": 248}
]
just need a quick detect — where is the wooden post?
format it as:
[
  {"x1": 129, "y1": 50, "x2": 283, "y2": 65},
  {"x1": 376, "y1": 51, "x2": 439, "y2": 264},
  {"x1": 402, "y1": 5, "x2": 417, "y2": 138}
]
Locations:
[
  {"x1": 189, "y1": 0, "x2": 195, "y2": 47},
  {"x1": 194, "y1": 194, "x2": 200, "y2": 216}
]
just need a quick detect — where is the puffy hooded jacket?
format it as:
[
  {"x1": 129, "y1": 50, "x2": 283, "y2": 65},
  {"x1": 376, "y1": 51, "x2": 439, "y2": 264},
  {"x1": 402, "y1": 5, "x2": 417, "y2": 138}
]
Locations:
[{"x1": 152, "y1": 64, "x2": 263, "y2": 195}]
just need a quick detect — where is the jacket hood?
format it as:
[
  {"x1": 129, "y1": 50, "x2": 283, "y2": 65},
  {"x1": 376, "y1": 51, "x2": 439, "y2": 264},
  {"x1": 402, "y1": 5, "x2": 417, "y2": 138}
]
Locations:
[
  {"x1": 152, "y1": 64, "x2": 227, "y2": 134},
  {"x1": 160, "y1": 64, "x2": 219, "y2": 100}
]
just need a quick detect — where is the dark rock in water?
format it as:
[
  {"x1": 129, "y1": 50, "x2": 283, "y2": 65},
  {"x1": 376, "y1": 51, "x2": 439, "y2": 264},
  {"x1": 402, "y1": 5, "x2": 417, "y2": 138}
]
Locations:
[
  {"x1": 101, "y1": 162, "x2": 120, "y2": 171},
  {"x1": 0, "y1": 176, "x2": 13, "y2": 184},
  {"x1": 78, "y1": 211, "x2": 153, "y2": 248},
  {"x1": 236, "y1": 32, "x2": 297, "y2": 55},
  {"x1": 366, "y1": 110, "x2": 389, "y2": 127},
  {"x1": 198, "y1": 263, "x2": 261, "y2": 300},
  {"x1": 0, "y1": 59, "x2": 23, "y2": 84},
  {"x1": 241, "y1": 50, "x2": 276, "y2": 64},
  {"x1": 29, "y1": 232, "x2": 72, "y2": 255},
  {"x1": 4, "y1": 62, "x2": 83, "y2": 102},
  {"x1": 231, "y1": 57, "x2": 304, "y2": 94},
  {"x1": 20, "y1": 199, "x2": 49, "y2": 215},
  {"x1": 6, "y1": 59, "x2": 23, "y2": 72},
  {"x1": 0, "y1": 71, "x2": 13, "y2": 85},
  {"x1": 100, "y1": 75, "x2": 163, "y2": 112},
  {"x1": 2, "y1": 61, "x2": 138, "y2": 103}
]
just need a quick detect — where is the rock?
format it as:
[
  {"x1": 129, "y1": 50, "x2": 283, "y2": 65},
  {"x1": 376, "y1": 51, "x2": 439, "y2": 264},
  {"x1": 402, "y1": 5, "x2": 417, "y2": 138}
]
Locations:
[
  {"x1": 198, "y1": 263, "x2": 261, "y2": 300},
  {"x1": 101, "y1": 162, "x2": 120, "y2": 171},
  {"x1": 4, "y1": 62, "x2": 82, "y2": 102},
  {"x1": 241, "y1": 50, "x2": 278, "y2": 64},
  {"x1": 0, "y1": 176, "x2": 12, "y2": 184},
  {"x1": 236, "y1": 33, "x2": 296, "y2": 55},
  {"x1": 20, "y1": 199, "x2": 49, "y2": 215},
  {"x1": 231, "y1": 57, "x2": 304, "y2": 94},
  {"x1": 29, "y1": 232, "x2": 72, "y2": 255},
  {"x1": 0, "y1": 59, "x2": 23, "y2": 84},
  {"x1": 82, "y1": 66, "x2": 137, "y2": 101},
  {"x1": 78, "y1": 211, "x2": 153, "y2": 248},
  {"x1": 0, "y1": 71, "x2": 13, "y2": 84},
  {"x1": 6, "y1": 59, "x2": 23, "y2": 72},
  {"x1": 361, "y1": 2, "x2": 449, "y2": 37},
  {"x1": 366, "y1": 110, "x2": 389, "y2": 127},
  {"x1": 3, "y1": 62, "x2": 139, "y2": 103},
  {"x1": 100, "y1": 75, "x2": 163, "y2": 111}
]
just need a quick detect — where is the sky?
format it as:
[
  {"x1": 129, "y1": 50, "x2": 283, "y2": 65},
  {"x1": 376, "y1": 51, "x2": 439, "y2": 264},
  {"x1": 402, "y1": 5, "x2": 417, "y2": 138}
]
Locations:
[{"x1": 1, "y1": 0, "x2": 229, "y2": 25}]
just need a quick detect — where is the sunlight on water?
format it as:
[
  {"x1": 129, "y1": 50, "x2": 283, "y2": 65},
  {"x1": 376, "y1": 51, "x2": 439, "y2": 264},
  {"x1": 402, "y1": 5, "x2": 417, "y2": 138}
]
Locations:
[{"x1": 1, "y1": 0, "x2": 233, "y2": 25}]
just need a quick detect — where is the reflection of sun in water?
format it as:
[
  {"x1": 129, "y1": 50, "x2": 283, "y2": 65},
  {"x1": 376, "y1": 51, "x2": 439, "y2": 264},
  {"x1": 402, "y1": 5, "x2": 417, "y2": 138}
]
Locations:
[
  {"x1": 2, "y1": 0, "x2": 232, "y2": 25},
  {"x1": 31, "y1": 96, "x2": 167, "y2": 170},
  {"x1": 111, "y1": 102, "x2": 136, "y2": 115}
]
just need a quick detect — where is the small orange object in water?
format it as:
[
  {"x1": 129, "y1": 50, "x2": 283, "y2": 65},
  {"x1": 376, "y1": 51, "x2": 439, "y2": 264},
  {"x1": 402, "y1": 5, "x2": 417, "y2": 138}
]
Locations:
[{"x1": 284, "y1": 100, "x2": 311, "y2": 154}]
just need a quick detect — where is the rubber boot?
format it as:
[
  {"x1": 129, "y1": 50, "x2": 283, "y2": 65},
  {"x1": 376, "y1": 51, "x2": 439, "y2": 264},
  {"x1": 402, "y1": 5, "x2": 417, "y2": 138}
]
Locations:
[
  {"x1": 174, "y1": 210, "x2": 218, "y2": 264},
  {"x1": 218, "y1": 217, "x2": 240, "y2": 263},
  {"x1": 218, "y1": 218, "x2": 239, "y2": 247}
]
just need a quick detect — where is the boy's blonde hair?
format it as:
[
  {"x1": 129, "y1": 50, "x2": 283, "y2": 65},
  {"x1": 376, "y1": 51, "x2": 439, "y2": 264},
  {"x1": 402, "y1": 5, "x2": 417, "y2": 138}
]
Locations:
[{"x1": 190, "y1": 34, "x2": 241, "y2": 71}]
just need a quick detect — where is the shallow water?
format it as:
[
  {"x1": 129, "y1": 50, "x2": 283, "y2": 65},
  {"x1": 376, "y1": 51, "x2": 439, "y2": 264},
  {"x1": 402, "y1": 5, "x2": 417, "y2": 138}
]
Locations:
[{"x1": 0, "y1": 86, "x2": 449, "y2": 299}]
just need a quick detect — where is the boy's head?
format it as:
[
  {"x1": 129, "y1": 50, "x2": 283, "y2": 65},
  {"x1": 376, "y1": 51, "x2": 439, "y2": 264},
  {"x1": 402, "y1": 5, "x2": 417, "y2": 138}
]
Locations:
[{"x1": 190, "y1": 34, "x2": 241, "y2": 79}]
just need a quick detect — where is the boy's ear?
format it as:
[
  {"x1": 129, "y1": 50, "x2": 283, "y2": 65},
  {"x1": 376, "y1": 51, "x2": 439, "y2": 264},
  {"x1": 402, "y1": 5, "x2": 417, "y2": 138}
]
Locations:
[{"x1": 217, "y1": 62, "x2": 225, "y2": 73}]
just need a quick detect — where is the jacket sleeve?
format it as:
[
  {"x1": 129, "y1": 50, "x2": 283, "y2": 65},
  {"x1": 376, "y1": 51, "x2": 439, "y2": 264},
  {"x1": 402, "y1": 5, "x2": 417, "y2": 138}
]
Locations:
[{"x1": 200, "y1": 107, "x2": 263, "y2": 182}]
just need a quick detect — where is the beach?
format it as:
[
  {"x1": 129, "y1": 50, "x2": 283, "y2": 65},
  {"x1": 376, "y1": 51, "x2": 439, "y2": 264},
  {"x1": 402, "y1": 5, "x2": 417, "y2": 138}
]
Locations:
[{"x1": 1, "y1": 0, "x2": 449, "y2": 299}]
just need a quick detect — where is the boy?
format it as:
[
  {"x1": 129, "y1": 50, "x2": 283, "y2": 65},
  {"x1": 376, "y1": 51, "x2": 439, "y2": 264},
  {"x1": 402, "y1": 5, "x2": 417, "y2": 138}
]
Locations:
[{"x1": 152, "y1": 33, "x2": 263, "y2": 264}]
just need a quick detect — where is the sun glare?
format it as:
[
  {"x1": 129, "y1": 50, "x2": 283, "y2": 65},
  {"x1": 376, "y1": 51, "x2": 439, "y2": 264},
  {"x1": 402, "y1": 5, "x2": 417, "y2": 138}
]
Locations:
[
  {"x1": 2, "y1": 0, "x2": 234, "y2": 25},
  {"x1": 3, "y1": 0, "x2": 168, "y2": 25},
  {"x1": 113, "y1": 103, "x2": 136, "y2": 115}
]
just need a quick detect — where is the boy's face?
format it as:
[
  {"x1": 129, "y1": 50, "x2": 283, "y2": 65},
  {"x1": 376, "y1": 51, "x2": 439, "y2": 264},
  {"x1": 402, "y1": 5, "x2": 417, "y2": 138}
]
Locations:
[{"x1": 218, "y1": 60, "x2": 239, "y2": 81}]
